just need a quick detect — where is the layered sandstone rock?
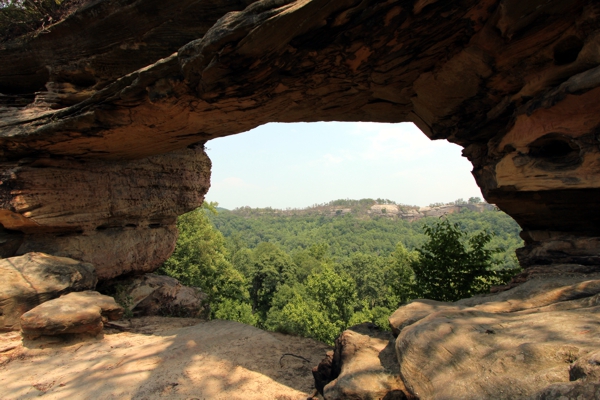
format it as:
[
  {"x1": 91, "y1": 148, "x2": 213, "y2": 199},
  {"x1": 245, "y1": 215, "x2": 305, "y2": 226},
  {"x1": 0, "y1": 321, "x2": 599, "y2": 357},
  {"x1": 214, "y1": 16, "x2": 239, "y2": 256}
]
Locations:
[
  {"x1": 0, "y1": 253, "x2": 97, "y2": 331},
  {"x1": 389, "y1": 273, "x2": 600, "y2": 399},
  {"x1": 318, "y1": 274, "x2": 600, "y2": 400},
  {"x1": 0, "y1": 145, "x2": 211, "y2": 279},
  {"x1": 15, "y1": 226, "x2": 179, "y2": 280},
  {"x1": 314, "y1": 323, "x2": 409, "y2": 400},
  {"x1": 20, "y1": 291, "x2": 123, "y2": 338},
  {"x1": 1, "y1": 0, "x2": 600, "y2": 396},
  {"x1": 1, "y1": 0, "x2": 599, "y2": 280}
]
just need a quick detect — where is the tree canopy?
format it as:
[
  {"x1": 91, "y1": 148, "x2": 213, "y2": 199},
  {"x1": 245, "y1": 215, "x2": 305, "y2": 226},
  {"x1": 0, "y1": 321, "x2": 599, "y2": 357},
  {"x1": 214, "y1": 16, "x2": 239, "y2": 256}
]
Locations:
[
  {"x1": 158, "y1": 200, "x2": 522, "y2": 344},
  {"x1": 411, "y1": 219, "x2": 518, "y2": 302}
]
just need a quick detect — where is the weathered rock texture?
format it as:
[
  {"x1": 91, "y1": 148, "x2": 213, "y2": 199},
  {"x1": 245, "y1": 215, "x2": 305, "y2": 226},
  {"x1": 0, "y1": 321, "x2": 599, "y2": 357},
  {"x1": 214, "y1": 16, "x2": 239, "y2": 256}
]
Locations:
[
  {"x1": 369, "y1": 203, "x2": 495, "y2": 221},
  {"x1": 0, "y1": 0, "x2": 599, "y2": 278},
  {"x1": 20, "y1": 290, "x2": 123, "y2": 338},
  {"x1": 107, "y1": 273, "x2": 209, "y2": 318},
  {"x1": 0, "y1": 145, "x2": 210, "y2": 279},
  {"x1": 388, "y1": 273, "x2": 600, "y2": 399},
  {"x1": 2, "y1": 0, "x2": 600, "y2": 279},
  {"x1": 0, "y1": 318, "x2": 331, "y2": 399},
  {"x1": 314, "y1": 323, "x2": 409, "y2": 400},
  {"x1": 0, "y1": 252, "x2": 97, "y2": 331},
  {"x1": 2, "y1": 0, "x2": 600, "y2": 396}
]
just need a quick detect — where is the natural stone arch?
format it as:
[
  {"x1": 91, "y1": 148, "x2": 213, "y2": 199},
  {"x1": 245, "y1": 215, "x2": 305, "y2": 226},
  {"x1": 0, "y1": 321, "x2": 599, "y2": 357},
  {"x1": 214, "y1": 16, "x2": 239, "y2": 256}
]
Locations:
[{"x1": 1, "y1": 0, "x2": 600, "y2": 279}]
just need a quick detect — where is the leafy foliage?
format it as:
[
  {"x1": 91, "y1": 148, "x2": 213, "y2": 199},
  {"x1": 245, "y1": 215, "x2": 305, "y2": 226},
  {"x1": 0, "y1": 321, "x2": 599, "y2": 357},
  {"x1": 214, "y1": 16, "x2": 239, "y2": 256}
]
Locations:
[
  {"x1": 0, "y1": 0, "x2": 75, "y2": 41},
  {"x1": 411, "y1": 219, "x2": 520, "y2": 302},
  {"x1": 159, "y1": 200, "x2": 522, "y2": 344},
  {"x1": 210, "y1": 204, "x2": 522, "y2": 269},
  {"x1": 265, "y1": 266, "x2": 361, "y2": 344},
  {"x1": 157, "y1": 203, "x2": 252, "y2": 322},
  {"x1": 213, "y1": 299, "x2": 257, "y2": 326},
  {"x1": 248, "y1": 242, "x2": 297, "y2": 321},
  {"x1": 264, "y1": 286, "x2": 340, "y2": 344}
]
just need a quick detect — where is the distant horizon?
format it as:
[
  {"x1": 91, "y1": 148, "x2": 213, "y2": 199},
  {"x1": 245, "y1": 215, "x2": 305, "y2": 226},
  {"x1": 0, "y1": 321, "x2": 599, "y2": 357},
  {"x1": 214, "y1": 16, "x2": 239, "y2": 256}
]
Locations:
[
  {"x1": 211, "y1": 196, "x2": 486, "y2": 211},
  {"x1": 205, "y1": 122, "x2": 484, "y2": 209}
]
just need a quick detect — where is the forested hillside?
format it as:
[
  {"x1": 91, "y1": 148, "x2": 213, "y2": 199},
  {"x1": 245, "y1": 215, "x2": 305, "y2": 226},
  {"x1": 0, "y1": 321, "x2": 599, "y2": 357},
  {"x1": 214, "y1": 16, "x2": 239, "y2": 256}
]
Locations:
[
  {"x1": 210, "y1": 200, "x2": 522, "y2": 269},
  {"x1": 159, "y1": 199, "x2": 523, "y2": 344}
]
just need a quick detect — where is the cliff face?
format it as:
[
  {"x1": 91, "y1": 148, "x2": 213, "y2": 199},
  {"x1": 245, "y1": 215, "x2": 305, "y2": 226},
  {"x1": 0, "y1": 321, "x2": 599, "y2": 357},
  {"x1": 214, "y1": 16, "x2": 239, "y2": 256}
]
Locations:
[
  {"x1": 0, "y1": 145, "x2": 210, "y2": 279},
  {"x1": 1, "y1": 0, "x2": 600, "y2": 276}
]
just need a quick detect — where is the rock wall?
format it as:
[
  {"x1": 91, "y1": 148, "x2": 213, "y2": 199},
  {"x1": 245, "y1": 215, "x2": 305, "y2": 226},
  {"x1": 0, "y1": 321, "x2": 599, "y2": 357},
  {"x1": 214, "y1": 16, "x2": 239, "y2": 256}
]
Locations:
[
  {"x1": 0, "y1": 145, "x2": 211, "y2": 278},
  {"x1": 1, "y1": 0, "x2": 600, "y2": 278}
]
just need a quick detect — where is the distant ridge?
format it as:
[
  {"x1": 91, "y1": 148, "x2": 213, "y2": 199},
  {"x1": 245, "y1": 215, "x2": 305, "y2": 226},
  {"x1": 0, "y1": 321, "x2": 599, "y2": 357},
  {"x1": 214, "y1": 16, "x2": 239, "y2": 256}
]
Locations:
[{"x1": 218, "y1": 197, "x2": 495, "y2": 222}]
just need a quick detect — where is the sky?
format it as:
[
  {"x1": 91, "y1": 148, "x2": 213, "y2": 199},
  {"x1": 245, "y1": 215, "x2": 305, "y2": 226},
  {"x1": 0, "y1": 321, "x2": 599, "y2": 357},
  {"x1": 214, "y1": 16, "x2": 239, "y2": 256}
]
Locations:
[{"x1": 204, "y1": 122, "x2": 483, "y2": 210}]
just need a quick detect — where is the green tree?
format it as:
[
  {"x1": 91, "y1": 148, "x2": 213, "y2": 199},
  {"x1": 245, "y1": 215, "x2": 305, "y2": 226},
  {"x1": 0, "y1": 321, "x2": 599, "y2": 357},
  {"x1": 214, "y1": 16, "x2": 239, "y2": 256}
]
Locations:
[
  {"x1": 411, "y1": 219, "x2": 517, "y2": 302},
  {"x1": 385, "y1": 243, "x2": 417, "y2": 306},
  {"x1": 341, "y1": 253, "x2": 386, "y2": 309},
  {"x1": 249, "y1": 242, "x2": 297, "y2": 321},
  {"x1": 158, "y1": 203, "x2": 253, "y2": 322},
  {"x1": 291, "y1": 250, "x2": 323, "y2": 283},
  {"x1": 1, "y1": 0, "x2": 70, "y2": 40},
  {"x1": 305, "y1": 265, "x2": 358, "y2": 326},
  {"x1": 213, "y1": 299, "x2": 257, "y2": 326},
  {"x1": 265, "y1": 266, "x2": 360, "y2": 344},
  {"x1": 230, "y1": 247, "x2": 254, "y2": 280},
  {"x1": 308, "y1": 242, "x2": 330, "y2": 261},
  {"x1": 265, "y1": 288, "x2": 339, "y2": 344}
]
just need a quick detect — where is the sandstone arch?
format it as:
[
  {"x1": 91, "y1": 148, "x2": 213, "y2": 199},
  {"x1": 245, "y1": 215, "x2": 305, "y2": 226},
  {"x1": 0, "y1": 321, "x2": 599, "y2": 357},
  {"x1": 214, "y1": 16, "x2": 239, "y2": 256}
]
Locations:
[{"x1": 1, "y1": 0, "x2": 599, "y2": 279}]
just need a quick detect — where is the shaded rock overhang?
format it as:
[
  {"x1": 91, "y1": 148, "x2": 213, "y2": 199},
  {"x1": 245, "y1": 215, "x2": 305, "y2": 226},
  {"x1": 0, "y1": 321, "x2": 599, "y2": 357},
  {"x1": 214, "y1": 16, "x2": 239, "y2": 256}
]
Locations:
[{"x1": 1, "y1": 0, "x2": 600, "y2": 275}]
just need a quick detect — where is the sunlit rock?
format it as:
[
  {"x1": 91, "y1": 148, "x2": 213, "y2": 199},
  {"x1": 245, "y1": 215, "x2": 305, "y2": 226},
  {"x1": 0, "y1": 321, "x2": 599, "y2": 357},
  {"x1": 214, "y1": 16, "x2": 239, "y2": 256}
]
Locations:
[
  {"x1": 20, "y1": 291, "x2": 123, "y2": 339},
  {"x1": 0, "y1": 253, "x2": 96, "y2": 331}
]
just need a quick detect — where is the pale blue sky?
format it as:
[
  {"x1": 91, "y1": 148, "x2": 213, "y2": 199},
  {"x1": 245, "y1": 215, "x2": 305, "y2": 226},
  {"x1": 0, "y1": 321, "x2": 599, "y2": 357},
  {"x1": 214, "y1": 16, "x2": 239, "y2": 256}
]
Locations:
[{"x1": 205, "y1": 122, "x2": 483, "y2": 209}]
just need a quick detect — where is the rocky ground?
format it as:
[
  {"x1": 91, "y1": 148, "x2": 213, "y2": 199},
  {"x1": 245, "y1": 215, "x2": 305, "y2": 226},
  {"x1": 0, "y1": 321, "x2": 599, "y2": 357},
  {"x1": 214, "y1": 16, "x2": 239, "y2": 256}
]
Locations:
[{"x1": 0, "y1": 317, "x2": 331, "y2": 400}]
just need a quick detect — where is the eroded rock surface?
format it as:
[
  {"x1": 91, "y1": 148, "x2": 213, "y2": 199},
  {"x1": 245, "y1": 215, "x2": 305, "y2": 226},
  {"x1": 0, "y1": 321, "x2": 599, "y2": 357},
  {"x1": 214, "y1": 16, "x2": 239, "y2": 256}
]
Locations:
[
  {"x1": 20, "y1": 291, "x2": 123, "y2": 338},
  {"x1": 2, "y1": 1, "x2": 600, "y2": 397},
  {"x1": 389, "y1": 273, "x2": 600, "y2": 399},
  {"x1": 0, "y1": 145, "x2": 210, "y2": 279},
  {"x1": 314, "y1": 323, "x2": 409, "y2": 400},
  {"x1": 0, "y1": 0, "x2": 599, "y2": 281},
  {"x1": 105, "y1": 273, "x2": 209, "y2": 318},
  {"x1": 0, "y1": 318, "x2": 331, "y2": 399},
  {"x1": 0, "y1": 252, "x2": 96, "y2": 331}
]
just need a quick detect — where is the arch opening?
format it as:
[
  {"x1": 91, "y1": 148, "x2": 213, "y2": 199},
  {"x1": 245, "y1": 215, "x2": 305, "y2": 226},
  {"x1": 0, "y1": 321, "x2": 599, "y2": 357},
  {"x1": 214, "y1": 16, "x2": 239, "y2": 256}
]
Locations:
[{"x1": 204, "y1": 122, "x2": 484, "y2": 210}]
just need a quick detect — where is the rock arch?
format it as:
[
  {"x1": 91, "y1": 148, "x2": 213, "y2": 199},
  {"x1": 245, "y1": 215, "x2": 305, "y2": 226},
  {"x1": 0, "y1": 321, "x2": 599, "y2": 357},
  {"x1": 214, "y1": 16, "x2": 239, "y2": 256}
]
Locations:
[{"x1": 1, "y1": 0, "x2": 599, "y2": 279}]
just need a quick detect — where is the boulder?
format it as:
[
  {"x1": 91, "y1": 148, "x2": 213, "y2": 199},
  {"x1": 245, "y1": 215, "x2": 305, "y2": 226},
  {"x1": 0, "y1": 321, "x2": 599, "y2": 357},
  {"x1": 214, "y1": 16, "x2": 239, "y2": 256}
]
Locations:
[
  {"x1": 16, "y1": 226, "x2": 179, "y2": 280},
  {"x1": 0, "y1": 253, "x2": 97, "y2": 331},
  {"x1": 108, "y1": 273, "x2": 208, "y2": 318},
  {"x1": 389, "y1": 273, "x2": 600, "y2": 336},
  {"x1": 317, "y1": 323, "x2": 409, "y2": 400},
  {"x1": 391, "y1": 273, "x2": 600, "y2": 399},
  {"x1": 389, "y1": 299, "x2": 463, "y2": 337},
  {"x1": 20, "y1": 291, "x2": 123, "y2": 339},
  {"x1": 312, "y1": 350, "x2": 334, "y2": 395}
]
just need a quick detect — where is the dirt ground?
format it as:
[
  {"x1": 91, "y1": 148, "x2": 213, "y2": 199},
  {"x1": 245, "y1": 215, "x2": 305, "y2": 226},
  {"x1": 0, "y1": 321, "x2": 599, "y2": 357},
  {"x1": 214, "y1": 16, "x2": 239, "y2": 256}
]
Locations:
[{"x1": 0, "y1": 317, "x2": 332, "y2": 400}]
